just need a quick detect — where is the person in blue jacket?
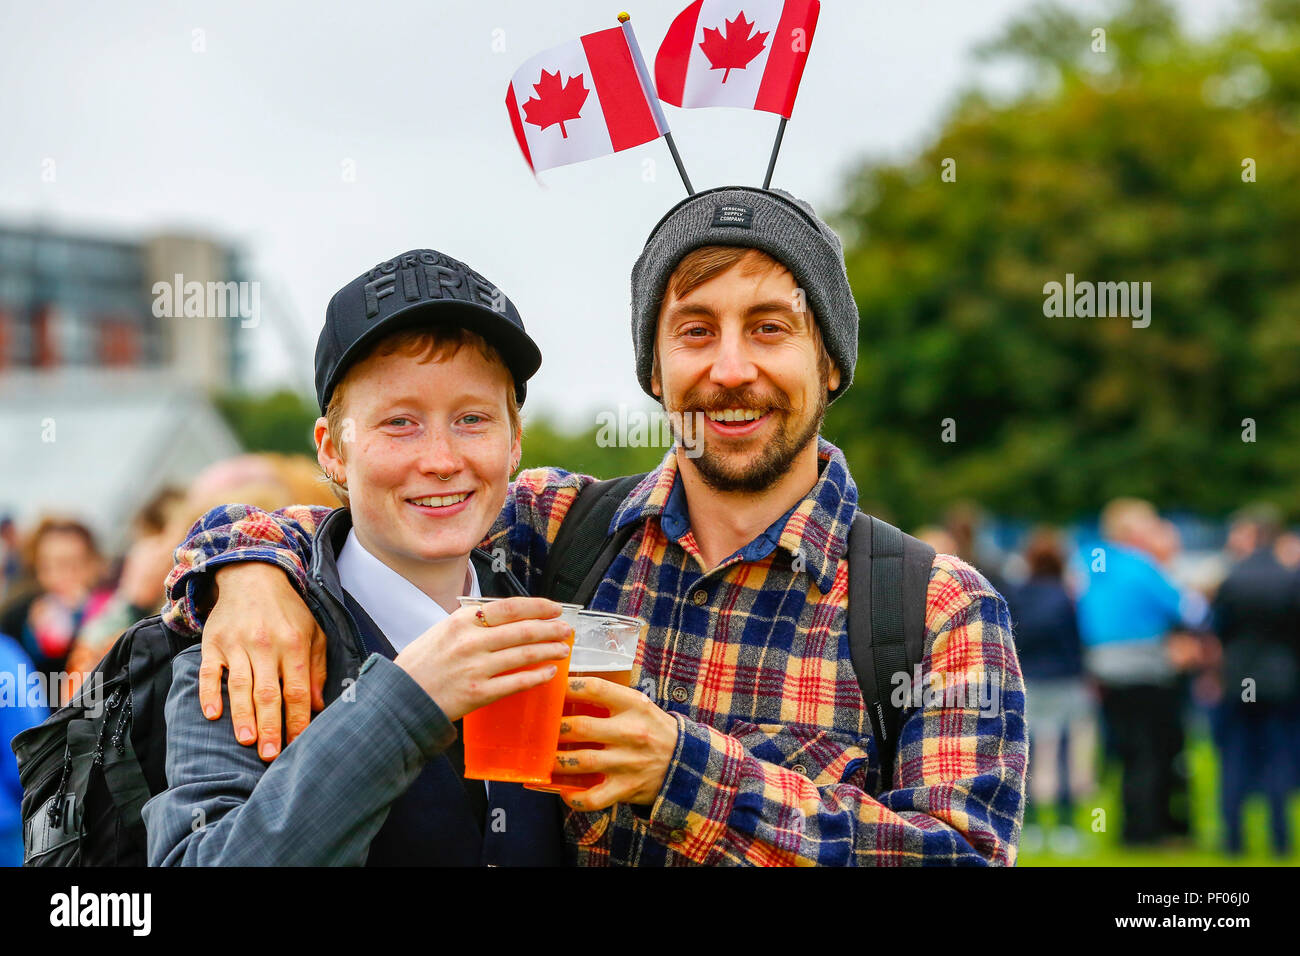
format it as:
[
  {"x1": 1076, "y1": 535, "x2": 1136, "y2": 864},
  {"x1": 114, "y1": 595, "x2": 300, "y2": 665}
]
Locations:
[
  {"x1": 1, "y1": 631, "x2": 48, "y2": 866},
  {"x1": 1074, "y1": 498, "x2": 1206, "y2": 846}
]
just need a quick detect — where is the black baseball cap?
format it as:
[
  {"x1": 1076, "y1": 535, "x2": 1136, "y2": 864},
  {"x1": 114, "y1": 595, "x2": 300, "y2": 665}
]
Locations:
[{"x1": 314, "y1": 249, "x2": 542, "y2": 411}]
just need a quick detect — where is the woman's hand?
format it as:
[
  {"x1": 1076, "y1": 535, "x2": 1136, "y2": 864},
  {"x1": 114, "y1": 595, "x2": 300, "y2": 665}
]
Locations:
[{"x1": 395, "y1": 597, "x2": 573, "y2": 722}]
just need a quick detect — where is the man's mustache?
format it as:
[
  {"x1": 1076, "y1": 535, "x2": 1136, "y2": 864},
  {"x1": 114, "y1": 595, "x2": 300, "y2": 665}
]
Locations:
[{"x1": 673, "y1": 387, "x2": 793, "y2": 414}]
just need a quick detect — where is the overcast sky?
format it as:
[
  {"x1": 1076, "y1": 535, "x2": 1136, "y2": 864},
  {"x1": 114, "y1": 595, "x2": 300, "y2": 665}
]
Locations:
[{"x1": 0, "y1": 0, "x2": 1240, "y2": 428}]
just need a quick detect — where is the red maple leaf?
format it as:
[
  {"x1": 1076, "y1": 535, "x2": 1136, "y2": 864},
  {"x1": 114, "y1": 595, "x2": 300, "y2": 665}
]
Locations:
[
  {"x1": 698, "y1": 11, "x2": 769, "y2": 83},
  {"x1": 522, "y1": 69, "x2": 589, "y2": 138}
]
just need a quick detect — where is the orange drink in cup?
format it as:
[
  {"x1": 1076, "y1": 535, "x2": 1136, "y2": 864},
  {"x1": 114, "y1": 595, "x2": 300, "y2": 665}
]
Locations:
[
  {"x1": 524, "y1": 610, "x2": 646, "y2": 795},
  {"x1": 458, "y1": 597, "x2": 576, "y2": 785}
]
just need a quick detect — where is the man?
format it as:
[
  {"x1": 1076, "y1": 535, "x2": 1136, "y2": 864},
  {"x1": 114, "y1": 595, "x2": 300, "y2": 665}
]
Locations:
[
  {"x1": 1075, "y1": 498, "x2": 1205, "y2": 846},
  {"x1": 1211, "y1": 504, "x2": 1300, "y2": 856},
  {"x1": 164, "y1": 187, "x2": 1027, "y2": 865}
]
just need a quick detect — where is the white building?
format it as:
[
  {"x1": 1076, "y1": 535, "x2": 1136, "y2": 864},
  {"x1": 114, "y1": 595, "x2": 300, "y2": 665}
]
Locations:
[
  {"x1": 0, "y1": 224, "x2": 316, "y2": 554},
  {"x1": 0, "y1": 369, "x2": 242, "y2": 553}
]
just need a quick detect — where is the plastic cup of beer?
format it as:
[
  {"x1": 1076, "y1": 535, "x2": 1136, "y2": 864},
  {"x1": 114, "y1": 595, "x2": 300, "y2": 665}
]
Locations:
[
  {"x1": 458, "y1": 597, "x2": 578, "y2": 785},
  {"x1": 523, "y1": 608, "x2": 647, "y2": 795}
]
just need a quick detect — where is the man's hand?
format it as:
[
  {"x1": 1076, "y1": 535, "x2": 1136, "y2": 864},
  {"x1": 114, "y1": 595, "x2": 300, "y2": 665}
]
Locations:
[
  {"x1": 1165, "y1": 631, "x2": 1209, "y2": 672},
  {"x1": 201, "y1": 562, "x2": 326, "y2": 762},
  {"x1": 553, "y1": 678, "x2": 679, "y2": 811}
]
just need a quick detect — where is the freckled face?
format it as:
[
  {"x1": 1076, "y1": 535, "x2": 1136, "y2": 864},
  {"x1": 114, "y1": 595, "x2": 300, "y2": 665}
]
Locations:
[{"x1": 320, "y1": 346, "x2": 518, "y2": 578}]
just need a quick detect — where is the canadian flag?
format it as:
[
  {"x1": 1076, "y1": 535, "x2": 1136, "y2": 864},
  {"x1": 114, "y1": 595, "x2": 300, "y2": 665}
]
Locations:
[
  {"x1": 506, "y1": 23, "x2": 669, "y2": 174},
  {"x1": 655, "y1": 0, "x2": 820, "y2": 118}
]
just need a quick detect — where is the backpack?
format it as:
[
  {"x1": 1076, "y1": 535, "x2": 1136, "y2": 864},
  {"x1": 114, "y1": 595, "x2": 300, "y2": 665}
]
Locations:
[
  {"x1": 538, "y1": 475, "x2": 935, "y2": 794},
  {"x1": 11, "y1": 614, "x2": 190, "y2": 866}
]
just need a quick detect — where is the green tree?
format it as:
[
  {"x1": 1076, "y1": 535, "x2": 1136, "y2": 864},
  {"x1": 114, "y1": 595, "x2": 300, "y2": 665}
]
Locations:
[
  {"x1": 519, "y1": 407, "x2": 672, "y2": 478},
  {"x1": 215, "y1": 389, "x2": 318, "y2": 457},
  {"x1": 825, "y1": 0, "x2": 1300, "y2": 528}
]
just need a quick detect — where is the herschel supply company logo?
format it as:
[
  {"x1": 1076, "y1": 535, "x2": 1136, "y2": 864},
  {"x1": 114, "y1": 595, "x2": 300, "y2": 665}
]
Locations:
[
  {"x1": 711, "y1": 203, "x2": 754, "y2": 228},
  {"x1": 49, "y1": 886, "x2": 151, "y2": 936},
  {"x1": 152, "y1": 274, "x2": 261, "y2": 328}
]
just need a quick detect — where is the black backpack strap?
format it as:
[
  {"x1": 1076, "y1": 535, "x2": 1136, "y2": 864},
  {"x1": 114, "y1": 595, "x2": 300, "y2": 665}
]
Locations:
[
  {"x1": 100, "y1": 710, "x2": 152, "y2": 829},
  {"x1": 539, "y1": 474, "x2": 648, "y2": 606},
  {"x1": 847, "y1": 512, "x2": 936, "y2": 793}
]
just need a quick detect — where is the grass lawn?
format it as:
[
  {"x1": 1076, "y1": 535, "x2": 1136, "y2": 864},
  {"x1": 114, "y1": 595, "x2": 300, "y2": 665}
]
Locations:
[{"x1": 1020, "y1": 716, "x2": 1300, "y2": 867}]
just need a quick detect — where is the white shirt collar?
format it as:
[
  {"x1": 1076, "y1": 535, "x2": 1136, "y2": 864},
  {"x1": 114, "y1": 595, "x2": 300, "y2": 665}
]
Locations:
[{"x1": 335, "y1": 528, "x2": 481, "y2": 653}]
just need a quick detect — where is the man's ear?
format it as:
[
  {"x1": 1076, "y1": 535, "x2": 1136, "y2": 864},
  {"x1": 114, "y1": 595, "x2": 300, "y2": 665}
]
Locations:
[
  {"x1": 827, "y1": 360, "x2": 842, "y2": 395},
  {"x1": 650, "y1": 334, "x2": 663, "y2": 397}
]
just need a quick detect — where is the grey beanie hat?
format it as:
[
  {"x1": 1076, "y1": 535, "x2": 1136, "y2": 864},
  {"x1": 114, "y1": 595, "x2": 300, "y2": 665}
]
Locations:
[{"x1": 630, "y1": 185, "x2": 859, "y2": 403}]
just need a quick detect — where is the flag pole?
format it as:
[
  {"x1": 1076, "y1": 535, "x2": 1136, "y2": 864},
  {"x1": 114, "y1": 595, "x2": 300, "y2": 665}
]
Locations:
[
  {"x1": 762, "y1": 117, "x2": 788, "y2": 189},
  {"x1": 619, "y1": 12, "x2": 694, "y2": 195},
  {"x1": 663, "y1": 131, "x2": 695, "y2": 196}
]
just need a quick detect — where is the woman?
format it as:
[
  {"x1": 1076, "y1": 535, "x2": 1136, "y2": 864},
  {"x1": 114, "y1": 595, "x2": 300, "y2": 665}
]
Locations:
[
  {"x1": 1005, "y1": 526, "x2": 1096, "y2": 855},
  {"x1": 142, "y1": 248, "x2": 573, "y2": 866},
  {"x1": 0, "y1": 518, "x2": 113, "y2": 708}
]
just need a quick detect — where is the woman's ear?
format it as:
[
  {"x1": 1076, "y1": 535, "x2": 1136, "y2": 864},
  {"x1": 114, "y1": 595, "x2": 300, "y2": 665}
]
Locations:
[{"x1": 315, "y1": 416, "x2": 344, "y2": 484}]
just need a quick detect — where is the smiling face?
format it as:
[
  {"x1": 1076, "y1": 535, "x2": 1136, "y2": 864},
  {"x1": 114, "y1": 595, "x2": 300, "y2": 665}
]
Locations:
[
  {"x1": 33, "y1": 525, "x2": 102, "y2": 605},
  {"x1": 651, "y1": 247, "x2": 840, "y2": 493},
  {"x1": 316, "y1": 329, "x2": 520, "y2": 581}
]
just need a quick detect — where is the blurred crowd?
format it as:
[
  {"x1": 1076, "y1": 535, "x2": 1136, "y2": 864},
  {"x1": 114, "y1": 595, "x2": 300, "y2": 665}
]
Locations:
[
  {"x1": 917, "y1": 499, "x2": 1300, "y2": 858},
  {"x1": 0, "y1": 453, "x2": 337, "y2": 866},
  {"x1": 3, "y1": 465, "x2": 1299, "y2": 864}
]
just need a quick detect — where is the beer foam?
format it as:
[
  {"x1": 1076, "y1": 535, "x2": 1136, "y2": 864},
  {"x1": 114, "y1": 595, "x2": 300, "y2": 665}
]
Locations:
[{"x1": 569, "y1": 647, "x2": 632, "y2": 671}]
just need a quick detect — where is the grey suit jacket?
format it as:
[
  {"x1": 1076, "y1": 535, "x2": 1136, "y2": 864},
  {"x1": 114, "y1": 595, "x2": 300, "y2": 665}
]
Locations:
[{"x1": 141, "y1": 647, "x2": 454, "y2": 866}]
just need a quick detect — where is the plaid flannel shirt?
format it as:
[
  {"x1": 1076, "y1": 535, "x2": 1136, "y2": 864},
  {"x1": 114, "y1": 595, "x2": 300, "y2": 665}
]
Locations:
[{"x1": 164, "y1": 437, "x2": 1026, "y2": 866}]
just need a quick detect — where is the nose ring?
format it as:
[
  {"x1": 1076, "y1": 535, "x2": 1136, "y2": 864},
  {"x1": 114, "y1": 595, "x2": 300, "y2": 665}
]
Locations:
[{"x1": 436, "y1": 473, "x2": 452, "y2": 481}]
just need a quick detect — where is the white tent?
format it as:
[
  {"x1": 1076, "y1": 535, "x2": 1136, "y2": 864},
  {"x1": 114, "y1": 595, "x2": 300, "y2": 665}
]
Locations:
[{"x1": 0, "y1": 369, "x2": 243, "y2": 554}]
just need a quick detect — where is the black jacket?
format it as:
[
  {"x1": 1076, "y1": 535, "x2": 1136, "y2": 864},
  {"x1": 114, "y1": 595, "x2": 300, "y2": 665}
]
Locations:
[
  {"x1": 1213, "y1": 548, "x2": 1300, "y2": 705},
  {"x1": 141, "y1": 507, "x2": 565, "y2": 866}
]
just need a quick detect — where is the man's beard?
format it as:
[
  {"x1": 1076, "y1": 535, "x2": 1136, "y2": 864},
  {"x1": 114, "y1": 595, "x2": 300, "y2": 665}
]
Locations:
[{"x1": 668, "y1": 381, "x2": 826, "y2": 494}]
